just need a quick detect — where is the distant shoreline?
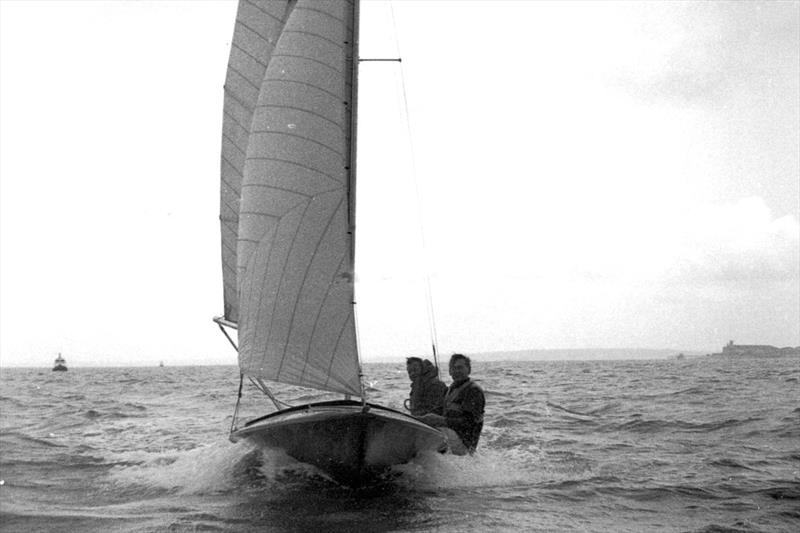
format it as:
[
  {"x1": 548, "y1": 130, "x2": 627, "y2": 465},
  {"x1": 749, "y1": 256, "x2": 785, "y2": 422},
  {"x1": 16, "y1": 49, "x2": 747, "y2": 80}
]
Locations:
[{"x1": 4, "y1": 346, "x2": 798, "y2": 369}]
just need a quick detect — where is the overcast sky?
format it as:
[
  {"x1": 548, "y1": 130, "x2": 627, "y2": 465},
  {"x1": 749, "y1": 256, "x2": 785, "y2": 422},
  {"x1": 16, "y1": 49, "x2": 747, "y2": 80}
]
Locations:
[{"x1": 1, "y1": 1, "x2": 798, "y2": 367}]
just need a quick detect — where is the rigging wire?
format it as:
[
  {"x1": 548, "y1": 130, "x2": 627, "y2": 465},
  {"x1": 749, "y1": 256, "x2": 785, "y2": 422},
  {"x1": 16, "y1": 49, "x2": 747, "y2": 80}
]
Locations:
[
  {"x1": 215, "y1": 319, "x2": 289, "y2": 429},
  {"x1": 253, "y1": 377, "x2": 294, "y2": 410},
  {"x1": 229, "y1": 373, "x2": 244, "y2": 436},
  {"x1": 388, "y1": 1, "x2": 442, "y2": 374}
]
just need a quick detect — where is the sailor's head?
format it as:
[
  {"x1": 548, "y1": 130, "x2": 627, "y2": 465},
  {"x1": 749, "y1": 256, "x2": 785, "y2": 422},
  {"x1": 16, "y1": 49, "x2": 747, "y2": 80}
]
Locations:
[
  {"x1": 406, "y1": 357, "x2": 423, "y2": 379},
  {"x1": 449, "y1": 353, "x2": 471, "y2": 381}
]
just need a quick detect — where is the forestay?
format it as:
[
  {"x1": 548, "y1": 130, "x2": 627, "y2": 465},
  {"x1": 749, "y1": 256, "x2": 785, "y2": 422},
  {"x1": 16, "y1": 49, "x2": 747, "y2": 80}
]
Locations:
[{"x1": 219, "y1": 0, "x2": 361, "y2": 396}]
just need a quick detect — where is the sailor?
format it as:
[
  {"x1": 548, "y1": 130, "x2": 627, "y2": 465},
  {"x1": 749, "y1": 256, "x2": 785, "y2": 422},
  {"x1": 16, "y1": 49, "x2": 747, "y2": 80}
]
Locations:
[
  {"x1": 419, "y1": 353, "x2": 485, "y2": 455},
  {"x1": 405, "y1": 357, "x2": 447, "y2": 416}
]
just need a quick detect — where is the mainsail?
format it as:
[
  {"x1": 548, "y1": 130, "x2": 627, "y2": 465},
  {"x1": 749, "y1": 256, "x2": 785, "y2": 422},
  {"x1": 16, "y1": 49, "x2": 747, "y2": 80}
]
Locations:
[{"x1": 219, "y1": 0, "x2": 361, "y2": 396}]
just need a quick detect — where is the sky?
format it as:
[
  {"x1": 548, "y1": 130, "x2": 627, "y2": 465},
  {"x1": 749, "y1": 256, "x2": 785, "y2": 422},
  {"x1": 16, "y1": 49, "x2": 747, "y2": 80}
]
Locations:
[{"x1": 1, "y1": 0, "x2": 798, "y2": 367}]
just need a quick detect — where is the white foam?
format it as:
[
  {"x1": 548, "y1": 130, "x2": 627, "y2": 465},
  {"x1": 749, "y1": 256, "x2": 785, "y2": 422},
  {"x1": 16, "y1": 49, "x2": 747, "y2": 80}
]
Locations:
[
  {"x1": 396, "y1": 446, "x2": 544, "y2": 490},
  {"x1": 108, "y1": 440, "x2": 258, "y2": 494}
]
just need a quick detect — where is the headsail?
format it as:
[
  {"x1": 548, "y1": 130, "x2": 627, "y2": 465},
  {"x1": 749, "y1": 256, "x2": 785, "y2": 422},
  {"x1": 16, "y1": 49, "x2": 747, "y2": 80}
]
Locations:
[
  {"x1": 220, "y1": 0, "x2": 292, "y2": 324},
  {"x1": 220, "y1": 0, "x2": 361, "y2": 396}
]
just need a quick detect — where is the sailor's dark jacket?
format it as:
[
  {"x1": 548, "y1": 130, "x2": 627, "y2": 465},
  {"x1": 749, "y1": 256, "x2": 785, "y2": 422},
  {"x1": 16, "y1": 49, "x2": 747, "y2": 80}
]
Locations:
[
  {"x1": 443, "y1": 378, "x2": 485, "y2": 452},
  {"x1": 409, "y1": 365, "x2": 447, "y2": 416}
]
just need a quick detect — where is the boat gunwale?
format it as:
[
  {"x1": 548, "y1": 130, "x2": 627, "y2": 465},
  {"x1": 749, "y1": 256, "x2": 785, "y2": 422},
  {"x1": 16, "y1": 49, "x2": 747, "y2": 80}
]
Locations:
[{"x1": 241, "y1": 399, "x2": 429, "y2": 425}]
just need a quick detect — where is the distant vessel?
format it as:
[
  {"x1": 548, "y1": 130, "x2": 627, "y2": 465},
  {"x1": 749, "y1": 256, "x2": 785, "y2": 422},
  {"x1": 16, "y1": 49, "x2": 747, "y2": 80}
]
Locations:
[
  {"x1": 159, "y1": 361, "x2": 164, "y2": 367},
  {"x1": 52, "y1": 353, "x2": 67, "y2": 372}
]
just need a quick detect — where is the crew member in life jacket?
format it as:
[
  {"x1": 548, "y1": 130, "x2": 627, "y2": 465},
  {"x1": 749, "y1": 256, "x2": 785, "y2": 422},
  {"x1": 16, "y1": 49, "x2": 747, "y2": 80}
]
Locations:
[
  {"x1": 419, "y1": 353, "x2": 485, "y2": 455},
  {"x1": 404, "y1": 357, "x2": 447, "y2": 416}
]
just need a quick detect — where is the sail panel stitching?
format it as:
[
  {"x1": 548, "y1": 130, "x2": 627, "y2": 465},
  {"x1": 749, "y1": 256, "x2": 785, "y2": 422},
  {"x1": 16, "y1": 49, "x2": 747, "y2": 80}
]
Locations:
[
  {"x1": 266, "y1": 200, "x2": 312, "y2": 380},
  {"x1": 242, "y1": 0, "x2": 285, "y2": 25},
  {"x1": 227, "y1": 64, "x2": 262, "y2": 92},
  {"x1": 254, "y1": 104, "x2": 345, "y2": 132},
  {"x1": 300, "y1": 251, "x2": 348, "y2": 382},
  {"x1": 222, "y1": 133, "x2": 247, "y2": 156},
  {"x1": 277, "y1": 194, "x2": 346, "y2": 379},
  {"x1": 224, "y1": 90, "x2": 256, "y2": 114},
  {"x1": 324, "y1": 309, "x2": 353, "y2": 389},
  {"x1": 245, "y1": 156, "x2": 344, "y2": 186},
  {"x1": 262, "y1": 79, "x2": 347, "y2": 105},
  {"x1": 294, "y1": 6, "x2": 347, "y2": 29},
  {"x1": 223, "y1": 110, "x2": 250, "y2": 134},
  {"x1": 222, "y1": 155, "x2": 244, "y2": 177},
  {"x1": 230, "y1": 41, "x2": 269, "y2": 69},
  {"x1": 271, "y1": 53, "x2": 343, "y2": 76},
  {"x1": 282, "y1": 29, "x2": 345, "y2": 51},
  {"x1": 248, "y1": 130, "x2": 345, "y2": 158}
]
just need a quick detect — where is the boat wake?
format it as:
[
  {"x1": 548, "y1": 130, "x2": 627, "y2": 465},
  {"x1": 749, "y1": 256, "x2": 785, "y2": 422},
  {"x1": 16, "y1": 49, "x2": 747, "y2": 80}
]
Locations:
[
  {"x1": 108, "y1": 440, "x2": 543, "y2": 495},
  {"x1": 393, "y1": 446, "x2": 544, "y2": 490},
  {"x1": 108, "y1": 441, "x2": 261, "y2": 494}
]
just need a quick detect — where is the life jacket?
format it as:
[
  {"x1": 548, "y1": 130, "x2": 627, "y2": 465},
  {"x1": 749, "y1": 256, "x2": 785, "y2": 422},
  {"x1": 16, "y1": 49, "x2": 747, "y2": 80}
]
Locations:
[{"x1": 444, "y1": 378, "x2": 482, "y2": 421}]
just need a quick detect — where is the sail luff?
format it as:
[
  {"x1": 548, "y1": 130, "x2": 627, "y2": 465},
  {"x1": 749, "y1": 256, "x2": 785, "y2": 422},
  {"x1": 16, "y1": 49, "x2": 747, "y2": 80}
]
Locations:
[
  {"x1": 226, "y1": 0, "x2": 361, "y2": 396},
  {"x1": 348, "y1": 0, "x2": 366, "y2": 401}
]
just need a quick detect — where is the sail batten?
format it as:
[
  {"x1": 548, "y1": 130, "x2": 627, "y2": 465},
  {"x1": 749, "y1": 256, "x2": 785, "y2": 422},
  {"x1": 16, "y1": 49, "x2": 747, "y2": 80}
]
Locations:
[{"x1": 220, "y1": 0, "x2": 360, "y2": 396}]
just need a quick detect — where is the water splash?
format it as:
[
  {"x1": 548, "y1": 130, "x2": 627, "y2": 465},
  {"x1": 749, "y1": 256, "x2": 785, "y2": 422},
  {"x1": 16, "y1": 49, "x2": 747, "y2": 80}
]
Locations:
[
  {"x1": 108, "y1": 440, "x2": 257, "y2": 494},
  {"x1": 394, "y1": 446, "x2": 544, "y2": 490}
]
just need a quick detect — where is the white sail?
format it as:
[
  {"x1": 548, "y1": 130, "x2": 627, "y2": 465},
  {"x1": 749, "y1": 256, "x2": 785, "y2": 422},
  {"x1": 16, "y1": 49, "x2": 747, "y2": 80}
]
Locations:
[
  {"x1": 220, "y1": 0, "x2": 292, "y2": 324},
  {"x1": 221, "y1": 0, "x2": 361, "y2": 396}
]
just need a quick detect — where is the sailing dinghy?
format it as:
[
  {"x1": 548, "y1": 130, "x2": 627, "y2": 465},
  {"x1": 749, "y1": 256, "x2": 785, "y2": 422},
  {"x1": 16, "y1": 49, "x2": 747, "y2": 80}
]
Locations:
[{"x1": 214, "y1": 0, "x2": 446, "y2": 486}]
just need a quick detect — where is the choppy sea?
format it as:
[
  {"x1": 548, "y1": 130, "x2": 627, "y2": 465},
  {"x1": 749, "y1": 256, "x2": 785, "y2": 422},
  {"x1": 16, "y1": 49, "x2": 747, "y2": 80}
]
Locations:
[{"x1": 1, "y1": 356, "x2": 798, "y2": 532}]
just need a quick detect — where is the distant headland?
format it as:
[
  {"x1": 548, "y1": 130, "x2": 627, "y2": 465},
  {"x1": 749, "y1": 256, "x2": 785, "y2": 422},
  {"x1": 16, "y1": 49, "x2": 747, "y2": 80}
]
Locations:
[{"x1": 709, "y1": 340, "x2": 800, "y2": 357}]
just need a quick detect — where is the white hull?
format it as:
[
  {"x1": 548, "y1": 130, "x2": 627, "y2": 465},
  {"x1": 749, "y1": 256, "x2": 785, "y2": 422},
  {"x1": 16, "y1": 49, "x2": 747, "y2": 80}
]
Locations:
[{"x1": 230, "y1": 400, "x2": 446, "y2": 486}]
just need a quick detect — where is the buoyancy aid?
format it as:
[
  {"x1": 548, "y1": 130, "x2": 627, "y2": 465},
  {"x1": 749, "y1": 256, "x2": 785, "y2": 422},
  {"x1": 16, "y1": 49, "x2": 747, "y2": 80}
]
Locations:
[
  {"x1": 444, "y1": 378, "x2": 475, "y2": 415},
  {"x1": 443, "y1": 378, "x2": 485, "y2": 452}
]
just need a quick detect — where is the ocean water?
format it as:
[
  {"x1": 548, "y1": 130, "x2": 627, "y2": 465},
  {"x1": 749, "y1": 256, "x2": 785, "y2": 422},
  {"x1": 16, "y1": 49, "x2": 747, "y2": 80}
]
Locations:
[{"x1": 0, "y1": 357, "x2": 798, "y2": 532}]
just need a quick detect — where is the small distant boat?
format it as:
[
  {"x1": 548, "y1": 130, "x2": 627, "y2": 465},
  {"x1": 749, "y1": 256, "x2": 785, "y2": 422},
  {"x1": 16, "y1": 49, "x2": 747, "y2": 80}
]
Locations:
[
  {"x1": 52, "y1": 353, "x2": 67, "y2": 372},
  {"x1": 159, "y1": 361, "x2": 164, "y2": 367}
]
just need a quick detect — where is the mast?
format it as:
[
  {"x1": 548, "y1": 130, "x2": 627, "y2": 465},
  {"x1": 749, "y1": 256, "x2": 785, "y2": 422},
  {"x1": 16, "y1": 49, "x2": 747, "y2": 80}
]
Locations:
[{"x1": 348, "y1": 0, "x2": 368, "y2": 404}]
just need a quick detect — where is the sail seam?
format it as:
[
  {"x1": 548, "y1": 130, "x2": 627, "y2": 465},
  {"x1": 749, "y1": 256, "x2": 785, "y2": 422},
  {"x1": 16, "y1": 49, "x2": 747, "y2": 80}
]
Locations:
[
  {"x1": 263, "y1": 200, "x2": 311, "y2": 380},
  {"x1": 294, "y1": 6, "x2": 348, "y2": 29},
  {"x1": 238, "y1": 236, "x2": 277, "y2": 245},
  {"x1": 242, "y1": 0, "x2": 285, "y2": 25},
  {"x1": 222, "y1": 254, "x2": 236, "y2": 275},
  {"x1": 242, "y1": 218, "x2": 281, "y2": 366},
  {"x1": 227, "y1": 64, "x2": 262, "y2": 92},
  {"x1": 222, "y1": 133, "x2": 247, "y2": 156},
  {"x1": 222, "y1": 221, "x2": 239, "y2": 248},
  {"x1": 224, "y1": 90, "x2": 256, "y2": 114},
  {"x1": 230, "y1": 42, "x2": 269, "y2": 69},
  {"x1": 220, "y1": 179, "x2": 241, "y2": 202},
  {"x1": 238, "y1": 211, "x2": 281, "y2": 219},
  {"x1": 223, "y1": 262, "x2": 237, "y2": 279},
  {"x1": 242, "y1": 183, "x2": 342, "y2": 198},
  {"x1": 240, "y1": 184, "x2": 312, "y2": 199},
  {"x1": 223, "y1": 109, "x2": 251, "y2": 134},
  {"x1": 263, "y1": 79, "x2": 348, "y2": 106},
  {"x1": 271, "y1": 53, "x2": 344, "y2": 76},
  {"x1": 282, "y1": 29, "x2": 345, "y2": 51},
  {"x1": 324, "y1": 309, "x2": 353, "y2": 389},
  {"x1": 277, "y1": 194, "x2": 346, "y2": 379},
  {"x1": 254, "y1": 104, "x2": 345, "y2": 132},
  {"x1": 248, "y1": 130, "x2": 345, "y2": 158},
  {"x1": 220, "y1": 198, "x2": 240, "y2": 223},
  {"x1": 245, "y1": 157, "x2": 344, "y2": 186},
  {"x1": 236, "y1": 19, "x2": 274, "y2": 46},
  {"x1": 222, "y1": 155, "x2": 244, "y2": 177},
  {"x1": 300, "y1": 251, "x2": 348, "y2": 382}
]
